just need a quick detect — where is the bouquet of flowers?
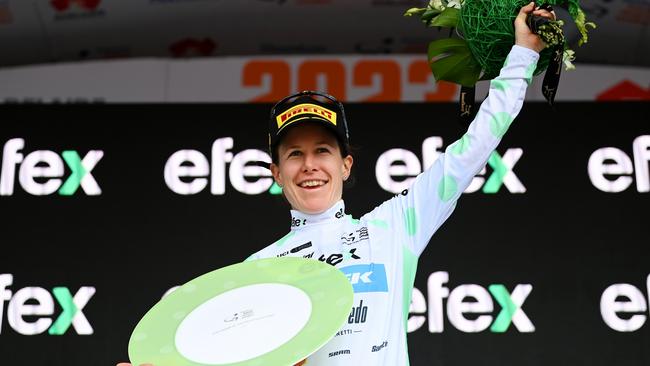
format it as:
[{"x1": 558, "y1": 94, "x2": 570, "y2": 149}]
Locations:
[{"x1": 404, "y1": 0, "x2": 596, "y2": 88}]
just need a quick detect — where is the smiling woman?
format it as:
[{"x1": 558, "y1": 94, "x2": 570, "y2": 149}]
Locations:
[
  {"x1": 118, "y1": 4, "x2": 553, "y2": 366},
  {"x1": 271, "y1": 123, "x2": 353, "y2": 214},
  {"x1": 247, "y1": 6, "x2": 551, "y2": 366},
  {"x1": 268, "y1": 91, "x2": 353, "y2": 214}
]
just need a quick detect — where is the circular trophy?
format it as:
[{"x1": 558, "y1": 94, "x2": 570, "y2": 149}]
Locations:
[{"x1": 128, "y1": 257, "x2": 353, "y2": 366}]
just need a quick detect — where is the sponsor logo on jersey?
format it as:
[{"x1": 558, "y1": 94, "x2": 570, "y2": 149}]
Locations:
[
  {"x1": 341, "y1": 227, "x2": 369, "y2": 245},
  {"x1": 328, "y1": 349, "x2": 350, "y2": 358},
  {"x1": 334, "y1": 328, "x2": 353, "y2": 337},
  {"x1": 371, "y1": 340, "x2": 388, "y2": 352},
  {"x1": 290, "y1": 242, "x2": 313, "y2": 253},
  {"x1": 318, "y1": 248, "x2": 361, "y2": 266},
  {"x1": 334, "y1": 207, "x2": 344, "y2": 218},
  {"x1": 276, "y1": 242, "x2": 313, "y2": 258},
  {"x1": 348, "y1": 299, "x2": 368, "y2": 324},
  {"x1": 291, "y1": 217, "x2": 307, "y2": 227},
  {"x1": 340, "y1": 263, "x2": 388, "y2": 293}
]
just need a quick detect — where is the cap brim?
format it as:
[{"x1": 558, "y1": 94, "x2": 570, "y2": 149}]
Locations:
[{"x1": 277, "y1": 115, "x2": 341, "y2": 139}]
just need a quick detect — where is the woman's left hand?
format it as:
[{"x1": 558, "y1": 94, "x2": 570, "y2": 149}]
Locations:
[{"x1": 515, "y1": 2, "x2": 557, "y2": 53}]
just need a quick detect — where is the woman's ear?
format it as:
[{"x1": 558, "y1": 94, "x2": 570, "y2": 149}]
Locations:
[
  {"x1": 270, "y1": 163, "x2": 282, "y2": 187},
  {"x1": 342, "y1": 155, "x2": 353, "y2": 180}
]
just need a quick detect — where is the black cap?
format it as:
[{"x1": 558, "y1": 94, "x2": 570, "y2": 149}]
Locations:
[{"x1": 268, "y1": 91, "x2": 350, "y2": 160}]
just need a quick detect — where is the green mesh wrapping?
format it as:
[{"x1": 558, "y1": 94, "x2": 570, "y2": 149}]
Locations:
[{"x1": 459, "y1": 0, "x2": 554, "y2": 80}]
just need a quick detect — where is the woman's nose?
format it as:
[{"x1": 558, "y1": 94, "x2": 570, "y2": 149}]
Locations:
[{"x1": 302, "y1": 153, "x2": 317, "y2": 171}]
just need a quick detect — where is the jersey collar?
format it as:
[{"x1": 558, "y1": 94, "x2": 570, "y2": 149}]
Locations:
[{"x1": 290, "y1": 200, "x2": 346, "y2": 230}]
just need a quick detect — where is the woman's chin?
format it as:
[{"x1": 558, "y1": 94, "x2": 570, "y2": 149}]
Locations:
[{"x1": 296, "y1": 200, "x2": 333, "y2": 214}]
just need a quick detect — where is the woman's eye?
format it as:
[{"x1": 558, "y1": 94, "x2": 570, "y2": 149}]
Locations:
[
  {"x1": 288, "y1": 150, "x2": 301, "y2": 157},
  {"x1": 317, "y1": 147, "x2": 330, "y2": 154}
]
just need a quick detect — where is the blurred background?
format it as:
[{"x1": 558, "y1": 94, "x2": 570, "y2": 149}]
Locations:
[{"x1": 0, "y1": 0, "x2": 648, "y2": 365}]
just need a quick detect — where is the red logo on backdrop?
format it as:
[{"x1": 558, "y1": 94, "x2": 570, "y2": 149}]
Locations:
[
  {"x1": 169, "y1": 38, "x2": 217, "y2": 57},
  {"x1": 597, "y1": 80, "x2": 650, "y2": 101},
  {"x1": 616, "y1": 4, "x2": 650, "y2": 25},
  {"x1": 50, "y1": 0, "x2": 101, "y2": 12},
  {"x1": 0, "y1": 3, "x2": 13, "y2": 24}
]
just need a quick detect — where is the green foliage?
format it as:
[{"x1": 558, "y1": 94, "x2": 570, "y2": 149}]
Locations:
[
  {"x1": 404, "y1": 0, "x2": 596, "y2": 87},
  {"x1": 430, "y1": 7, "x2": 460, "y2": 28},
  {"x1": 427, "y1": 38, "x2": 482, "y2": 87}
]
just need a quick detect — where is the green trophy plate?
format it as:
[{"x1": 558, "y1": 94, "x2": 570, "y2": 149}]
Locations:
[{"x1": 128, "y1": 257, "x2": 353, "y2": 366}]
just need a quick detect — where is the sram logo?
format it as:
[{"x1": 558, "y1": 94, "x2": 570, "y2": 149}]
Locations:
[
  {"x1": 408, "y1": 271, "x2": 534, "y2": 333},
  {"x1": 0, "y1": 138, "x2": 103, "y2": 196},
  {"x1": 0, "y1": 274, "x2": 95, "y2": 335},
  {"x1": 588, "y1": 135, "x2": 649, "y2": 193},
  {"x1": 376, "y1": 137, "x2": 525, "y2": 194}
]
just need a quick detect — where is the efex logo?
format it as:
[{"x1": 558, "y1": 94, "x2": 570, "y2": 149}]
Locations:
[
  {"x1": 164, "y1": 138, "x2": 273, "y2": 195},
  {"x1": 409, "y1": 271, "x2": 534, "y2": 333},
  {"x1": 0, "y1": 274, "x2": 95, "y2": 335},
  {"x1": 1, "y1": 138, "x2": 103, "y2": 196},
  {"x1": 588, "y1": 135, "x2": 649, "y2": 193},
  {"x1": 376, "y1": 137, "x2": 525, "y2": 194},
  {"x1": 601, "y1": 274, "x2": 650, "y2": 332}
]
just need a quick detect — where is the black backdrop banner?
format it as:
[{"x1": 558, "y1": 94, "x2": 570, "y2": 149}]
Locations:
[{"x1": 0, "y1": 102, "x2": 648, "y2": 366}]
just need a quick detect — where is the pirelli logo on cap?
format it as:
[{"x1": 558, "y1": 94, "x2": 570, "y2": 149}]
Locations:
[{"x1": 276, "y1": 103, "x2": 337, "y2": 130}]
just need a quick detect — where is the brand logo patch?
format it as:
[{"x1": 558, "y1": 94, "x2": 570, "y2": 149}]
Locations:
[
  {"x1": 276, "y1": 103, "x2": 337, "y2": 129},
  {"x1": 339, "y1": 264, "x2": 388, "y2": 293}
]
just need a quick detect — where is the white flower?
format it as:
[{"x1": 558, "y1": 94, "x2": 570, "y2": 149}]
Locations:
[
  {"x1": 446, "y1": 0, "x2": 463, "y2": 9},
  {"x1": 563, "y1": 49, "x2": 576, "y2": 71},
  {"x1": 429, "y1": 0, "x2": 445, "y2": 11}
]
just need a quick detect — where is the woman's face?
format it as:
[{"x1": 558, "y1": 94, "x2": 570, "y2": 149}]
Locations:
[{"x1": 270, "y1": 123, "x2": 353, "y2": 214}]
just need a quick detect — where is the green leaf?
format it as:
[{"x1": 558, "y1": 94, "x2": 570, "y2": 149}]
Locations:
[
  {"x1": 430, "y1": 7, "x2": 459, "y2": 28},
  {"x1": 427, "y1": 38, "x2": 482, "y2": 87},
  {"x1": 421, "y1": 7, "x2": 442, "y2": 24},
  {"x1": 574, "y1": 8, "x2": 597, "y2": 46},
  {"x1": 403, "y1": 7, "x2": 426, "y2": 17}
]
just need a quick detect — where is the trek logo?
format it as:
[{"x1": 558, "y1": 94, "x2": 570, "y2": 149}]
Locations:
[
  {"x1": 340, "y1": 264, "x2": 388, "y2": 293},
  {"x1": 588, "y1": 135, "x2": 650, "y2": 193},
  {"x1": 409, "y1": 271, "x2": 534, "y2": 333},
  {"x1": 348, "y1": 300, "x2": 368, "y2": 324},
  {"x1": 318, "y1": 248, "x2": 360, "y2": 266},
  {"x1": 51, "y1": 0, "x2": 101, "y2": 11},
  {"x1": 376, "y1": 137, "x2": 525, "y2": 194},
  {"x1": 1, "y1": 138, "x2": 103, "y2": 196},
  {"x1": 0, "y1": 274, "x2": 95, "y2": 335},
  {"x1": 164, "y1": 138, "x2": 274, "y2": 195},
  {"x1": 600, "y1": 274, "x2": 650, "y2": 332}
]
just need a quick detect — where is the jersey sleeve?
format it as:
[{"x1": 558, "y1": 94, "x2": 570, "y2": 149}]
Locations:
[{"x1": 364, "y1": 45, "x2": 539, "y2": 257}]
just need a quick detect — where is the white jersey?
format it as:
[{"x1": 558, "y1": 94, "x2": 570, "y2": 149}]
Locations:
[{"x1": 248, "y1": 45, "x2": 539, "y2": 366}]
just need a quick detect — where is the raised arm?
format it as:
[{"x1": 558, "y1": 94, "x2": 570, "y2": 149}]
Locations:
[{"x1": 367, "y1": 3, "x2": 555, "y2": 257}]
